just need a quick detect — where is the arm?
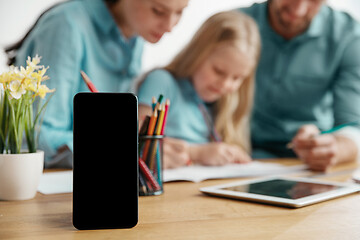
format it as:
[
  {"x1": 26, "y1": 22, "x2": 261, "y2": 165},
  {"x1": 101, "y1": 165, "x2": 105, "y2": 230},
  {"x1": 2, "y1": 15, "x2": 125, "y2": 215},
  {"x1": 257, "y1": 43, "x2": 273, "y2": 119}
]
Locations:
[
  {"x1": 331, "y1": 36, "x2": 360, "y2": 163},
  {"x1": 17, "y1": 12, "x2": 83, "y2": 167},
  {"x1": 292, "y1": 36, "x2": 360, "y2": 171}
]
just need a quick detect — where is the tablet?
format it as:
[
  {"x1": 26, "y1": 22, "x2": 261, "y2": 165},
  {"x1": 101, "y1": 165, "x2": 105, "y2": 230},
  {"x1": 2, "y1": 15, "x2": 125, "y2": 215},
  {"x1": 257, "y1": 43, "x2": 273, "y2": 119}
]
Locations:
[
  {"x1": 353, "y1": 169, "x2": 360, "y2": 184},
  {"x1": 200, "y1": 176, "x2": 360, "y2": 208}
]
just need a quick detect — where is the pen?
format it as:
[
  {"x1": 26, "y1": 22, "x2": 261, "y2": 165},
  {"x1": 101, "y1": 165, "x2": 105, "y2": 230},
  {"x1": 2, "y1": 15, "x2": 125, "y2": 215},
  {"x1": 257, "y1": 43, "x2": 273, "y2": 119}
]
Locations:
[
  {"x1": 80, "y1": 70, "x2": 98, "y2": 93},
  {"x1": 286, "y1": 121, "x2": 360, "y2": 149}
]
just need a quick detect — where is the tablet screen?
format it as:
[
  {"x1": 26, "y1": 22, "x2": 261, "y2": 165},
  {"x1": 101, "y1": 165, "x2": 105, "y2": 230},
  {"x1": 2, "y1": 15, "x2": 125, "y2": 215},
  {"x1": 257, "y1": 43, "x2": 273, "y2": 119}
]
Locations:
[{"x1": 222, "y1": 179, "x2": 341, "y2": 199}]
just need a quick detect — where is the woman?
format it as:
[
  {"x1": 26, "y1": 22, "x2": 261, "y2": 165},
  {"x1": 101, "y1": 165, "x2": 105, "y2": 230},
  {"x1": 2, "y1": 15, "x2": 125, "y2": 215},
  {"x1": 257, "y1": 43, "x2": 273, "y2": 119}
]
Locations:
[{"x1": 5, "y1": 0, "x2": 189, "y2": 168}]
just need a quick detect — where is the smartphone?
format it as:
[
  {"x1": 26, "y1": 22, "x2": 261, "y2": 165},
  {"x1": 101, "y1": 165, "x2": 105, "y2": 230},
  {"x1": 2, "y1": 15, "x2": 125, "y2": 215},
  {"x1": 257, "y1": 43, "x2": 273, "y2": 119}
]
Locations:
[{"x1": 73, "y1": 93, "x2": 138, "y2": 230}]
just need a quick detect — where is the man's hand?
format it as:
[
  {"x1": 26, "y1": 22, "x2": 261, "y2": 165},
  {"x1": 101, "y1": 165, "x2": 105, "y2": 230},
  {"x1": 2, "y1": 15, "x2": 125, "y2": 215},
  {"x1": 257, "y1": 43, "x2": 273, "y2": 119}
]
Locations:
[{"x1": 291, "y1": 124, "x2": 357, "y2": 171}]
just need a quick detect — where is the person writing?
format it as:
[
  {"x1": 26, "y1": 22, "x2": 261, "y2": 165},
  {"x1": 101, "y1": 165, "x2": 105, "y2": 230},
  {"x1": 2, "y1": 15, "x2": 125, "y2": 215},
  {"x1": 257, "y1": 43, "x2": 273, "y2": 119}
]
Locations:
[
  {"x1": 5, "y1": 0, "x2": 189, "y2": 168},
  {"x1": 238, "y1": 0, "x2": 360, "y2": 171},
  {"x1": 137, "y1": 11, "x2": 261, "y2": 169}
]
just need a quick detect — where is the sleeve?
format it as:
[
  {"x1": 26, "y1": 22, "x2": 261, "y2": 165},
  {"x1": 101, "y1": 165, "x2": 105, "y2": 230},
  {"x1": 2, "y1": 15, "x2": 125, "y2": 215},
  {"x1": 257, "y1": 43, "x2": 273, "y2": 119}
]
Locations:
[
  {"x1": 17, "y1": 12, "x2": 83, "y2": 167},
  {"x1": 333, "y1": 36, "x2": 360, "y2": 160},
  {"x1": 137, "y1": 69, "x2": 178, "y2": 106}
]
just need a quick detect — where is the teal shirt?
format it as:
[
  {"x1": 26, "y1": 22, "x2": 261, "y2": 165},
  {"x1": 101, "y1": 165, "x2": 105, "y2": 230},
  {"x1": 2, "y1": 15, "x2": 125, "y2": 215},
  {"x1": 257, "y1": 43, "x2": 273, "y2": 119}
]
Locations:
[
  {"x1": 15, "y1": 0, "x2": 144, "y2": 166},
  {"x1": 137, "y1": 69, "x2": 211, "y2": 144},
  {"x1": 239, "y1": 3, "x2": 360, "y2": 157}
]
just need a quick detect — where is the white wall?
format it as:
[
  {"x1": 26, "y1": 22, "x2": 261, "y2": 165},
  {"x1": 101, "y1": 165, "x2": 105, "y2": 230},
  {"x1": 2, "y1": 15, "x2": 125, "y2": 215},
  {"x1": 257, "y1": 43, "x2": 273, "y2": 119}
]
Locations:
[{"x1": 1, "y1": 0, "x2": 359, "y2": 74}]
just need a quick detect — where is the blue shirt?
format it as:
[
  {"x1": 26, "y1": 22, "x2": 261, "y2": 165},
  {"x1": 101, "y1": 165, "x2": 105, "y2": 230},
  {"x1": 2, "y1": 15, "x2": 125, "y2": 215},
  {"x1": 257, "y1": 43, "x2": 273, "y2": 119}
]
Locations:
[
  {"x1": 15, "y1": 0, "x2": 144, "y2": 166},
  {"x1": 239, "y1": 3, "x2": 360, "y2": 157},
  {"x1": 137, "y1": 69, "x2": 211, "y2": 144}
]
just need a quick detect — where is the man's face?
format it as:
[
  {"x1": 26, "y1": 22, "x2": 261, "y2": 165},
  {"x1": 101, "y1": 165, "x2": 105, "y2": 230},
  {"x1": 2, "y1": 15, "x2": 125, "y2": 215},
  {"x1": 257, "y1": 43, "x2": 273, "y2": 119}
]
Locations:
[{"x1": 268, "y1": 0, "x2": 325, "y2": 39}]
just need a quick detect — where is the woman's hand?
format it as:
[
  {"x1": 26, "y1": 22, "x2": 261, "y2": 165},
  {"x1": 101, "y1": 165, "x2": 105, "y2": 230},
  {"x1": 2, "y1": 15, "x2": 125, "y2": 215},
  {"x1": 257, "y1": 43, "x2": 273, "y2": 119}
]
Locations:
[{"x1": 189, "y1": 142, "x2": 252, "y2": 166}]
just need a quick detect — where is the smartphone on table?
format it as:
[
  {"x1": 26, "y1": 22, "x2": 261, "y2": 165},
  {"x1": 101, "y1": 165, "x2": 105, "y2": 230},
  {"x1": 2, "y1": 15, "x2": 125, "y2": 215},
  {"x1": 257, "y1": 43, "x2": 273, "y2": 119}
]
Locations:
[{"x1": 73, "y1": 93, "x2": 138, "y2": 230}]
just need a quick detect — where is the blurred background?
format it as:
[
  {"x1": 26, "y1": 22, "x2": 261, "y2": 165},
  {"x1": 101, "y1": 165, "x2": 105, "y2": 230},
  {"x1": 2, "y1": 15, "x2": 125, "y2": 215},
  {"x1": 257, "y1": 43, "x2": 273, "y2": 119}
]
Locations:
[{"x1": 1, "y1": 0, "x2": 360, "y2": 74}]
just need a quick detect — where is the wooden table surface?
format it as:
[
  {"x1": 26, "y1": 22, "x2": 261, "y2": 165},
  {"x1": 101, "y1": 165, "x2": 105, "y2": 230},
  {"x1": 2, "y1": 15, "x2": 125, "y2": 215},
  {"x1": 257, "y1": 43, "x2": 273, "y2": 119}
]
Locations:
[{"x1": 1, "y1": 159, "x2": 360, "y2": 240}]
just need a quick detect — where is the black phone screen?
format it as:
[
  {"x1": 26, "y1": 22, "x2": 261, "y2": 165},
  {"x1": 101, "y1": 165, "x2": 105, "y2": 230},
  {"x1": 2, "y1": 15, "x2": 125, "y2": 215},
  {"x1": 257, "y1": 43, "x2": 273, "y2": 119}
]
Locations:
[{"x1": 73, "y1": 93, "x2": 138, "y2": 230}]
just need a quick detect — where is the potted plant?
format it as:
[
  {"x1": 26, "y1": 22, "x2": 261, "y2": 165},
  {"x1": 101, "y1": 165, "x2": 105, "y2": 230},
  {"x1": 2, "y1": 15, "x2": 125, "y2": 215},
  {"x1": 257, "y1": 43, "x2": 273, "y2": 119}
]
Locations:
[{"x1": 0, "y1": 55, "x2": 54, "y2": 200}]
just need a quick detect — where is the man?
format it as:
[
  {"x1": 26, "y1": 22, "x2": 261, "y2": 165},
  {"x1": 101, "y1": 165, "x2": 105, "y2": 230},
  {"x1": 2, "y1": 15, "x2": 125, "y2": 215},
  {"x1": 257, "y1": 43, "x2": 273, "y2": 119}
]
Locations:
[{"x1": 239, "y1": 0, "x2": 360, "y2": 171}]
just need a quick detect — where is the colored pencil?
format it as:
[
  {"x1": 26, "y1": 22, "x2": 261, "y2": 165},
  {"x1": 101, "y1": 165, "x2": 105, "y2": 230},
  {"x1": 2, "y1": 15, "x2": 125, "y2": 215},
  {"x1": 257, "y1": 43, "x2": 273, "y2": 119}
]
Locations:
[
  {"x1": 155, "y1": 104, "x2": 165, "y2": 182},
  {"x1": 160, "y1": 99, "x2": 170, "y2": 135},
  {"x1": 80, "y1": 70, "x2": 98, "y2": 92},
  {"x1": 139, "y1": 116, "x2": 151, "y2": 136},
  {"x1": 147, "y1": 104, "x2": 165, "y2": 167},
  {"x1": 139, "y1": 157, "x2": 161, "y2": 190},
  {"x1": 145, "y1": 103, "x2": 162, "y2": 165},
  {"x1": 155, "y1": 103, "x2": 165, "y2": 135},
  {"x1": 151, "y1": 96, "x2": 157, "y2": 111},
  {"x1": 157, "y1": 94, "x2": 163, "y2": 104},
  {"x1": 141, "y1": 108, "x2": 158, "y2": 162},
  {"x1": 139, "y1": 173, "x2": 148, "y2": 194},
  {"x1": 147, "y1": 108, "x2": 158, "y2": 136}
]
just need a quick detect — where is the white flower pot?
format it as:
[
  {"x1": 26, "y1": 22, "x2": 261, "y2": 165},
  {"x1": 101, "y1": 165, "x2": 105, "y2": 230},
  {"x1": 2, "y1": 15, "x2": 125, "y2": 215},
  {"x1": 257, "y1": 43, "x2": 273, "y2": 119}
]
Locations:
[{"x1": 0, "y1": 150, "x2": 44, "y2": 200}]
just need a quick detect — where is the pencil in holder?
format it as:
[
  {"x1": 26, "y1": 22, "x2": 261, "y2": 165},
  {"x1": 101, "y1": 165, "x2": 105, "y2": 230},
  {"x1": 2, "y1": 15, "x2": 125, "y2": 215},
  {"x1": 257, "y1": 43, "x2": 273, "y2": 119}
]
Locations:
[{"x1": 139, "y1": 135, "x2": 164, "y2": 196}]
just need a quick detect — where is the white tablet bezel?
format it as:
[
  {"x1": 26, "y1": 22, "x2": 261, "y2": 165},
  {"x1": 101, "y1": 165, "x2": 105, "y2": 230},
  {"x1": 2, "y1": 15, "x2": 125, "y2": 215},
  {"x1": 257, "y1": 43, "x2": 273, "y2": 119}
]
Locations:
[{"x1": 200, "y1": 176, "x2": 360, "y2": 208}]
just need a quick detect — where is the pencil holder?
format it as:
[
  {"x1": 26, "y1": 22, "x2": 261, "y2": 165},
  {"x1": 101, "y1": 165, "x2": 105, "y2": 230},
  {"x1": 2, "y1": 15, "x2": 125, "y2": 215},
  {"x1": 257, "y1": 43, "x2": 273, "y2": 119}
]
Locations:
[{"x1": 139, "y1": 135, "x2": 164, "y2": 196}]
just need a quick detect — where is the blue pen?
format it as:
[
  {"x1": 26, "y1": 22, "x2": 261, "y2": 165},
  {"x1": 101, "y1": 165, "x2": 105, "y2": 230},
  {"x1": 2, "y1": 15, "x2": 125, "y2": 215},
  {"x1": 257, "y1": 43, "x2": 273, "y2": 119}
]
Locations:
[{"x1": 320, "y1": 121, "x2": 359, "y2": 134}]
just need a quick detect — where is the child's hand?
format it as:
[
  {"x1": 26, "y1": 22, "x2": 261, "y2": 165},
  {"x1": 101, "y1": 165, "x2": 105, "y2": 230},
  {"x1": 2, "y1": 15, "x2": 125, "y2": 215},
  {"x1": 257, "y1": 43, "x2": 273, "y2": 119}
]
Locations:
[
  {"x1": 189, "y1": 143, "x2": 252, "y2": 166},
  {"x1": 163, "y1": 137, "x2": 190, "y2": 169}
]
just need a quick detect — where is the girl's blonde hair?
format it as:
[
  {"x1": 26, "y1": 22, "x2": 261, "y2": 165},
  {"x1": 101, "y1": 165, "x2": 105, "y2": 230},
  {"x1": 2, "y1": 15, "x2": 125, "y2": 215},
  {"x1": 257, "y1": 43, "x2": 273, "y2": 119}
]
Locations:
[{"x1": 165, "y1": 11, "x2": 261, "y2": 152}]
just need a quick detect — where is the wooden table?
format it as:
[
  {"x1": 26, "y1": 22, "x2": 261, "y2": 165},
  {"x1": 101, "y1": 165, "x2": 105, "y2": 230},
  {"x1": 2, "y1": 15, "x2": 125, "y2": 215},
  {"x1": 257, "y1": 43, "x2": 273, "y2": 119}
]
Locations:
[{"x1": 1, "y1": 159, "x2": 360, "y2": 240}]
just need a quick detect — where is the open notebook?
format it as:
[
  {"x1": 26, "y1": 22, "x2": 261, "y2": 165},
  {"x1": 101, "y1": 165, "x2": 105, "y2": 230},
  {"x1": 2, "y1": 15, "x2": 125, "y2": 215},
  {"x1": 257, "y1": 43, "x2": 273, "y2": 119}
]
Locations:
[{"x1": 163, "y1": 162, "x2": 306, "y2": 183}]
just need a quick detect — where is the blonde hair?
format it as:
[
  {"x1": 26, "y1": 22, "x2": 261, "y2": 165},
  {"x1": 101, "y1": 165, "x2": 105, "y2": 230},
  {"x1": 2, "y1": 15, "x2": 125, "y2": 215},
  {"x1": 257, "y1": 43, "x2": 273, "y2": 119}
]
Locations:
[{"x1": 165, "y1": 11, "x2": 261, "y2": 152}]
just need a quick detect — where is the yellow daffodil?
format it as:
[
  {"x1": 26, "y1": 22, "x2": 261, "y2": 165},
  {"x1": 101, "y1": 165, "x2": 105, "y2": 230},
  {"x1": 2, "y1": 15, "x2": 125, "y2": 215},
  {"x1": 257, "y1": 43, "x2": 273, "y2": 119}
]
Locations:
[
  {"x1": 9, "y1": 80, "x2": 26, "y2": 99},
  {"x1": 0, "y1": 55, "x2": 55, "y2": 154},
  {"x1": 37, "y1": 84, "x2": 55, "y2": 99},
  {"x1": 0, "y1": 56, "x2": 53, "y2": 96},
  {"x1": 26, "y1": 55, "x2": 42, "y2": 70},
  {"x1": 0, "y1": 72, "x2": 12, "y2": 84}
]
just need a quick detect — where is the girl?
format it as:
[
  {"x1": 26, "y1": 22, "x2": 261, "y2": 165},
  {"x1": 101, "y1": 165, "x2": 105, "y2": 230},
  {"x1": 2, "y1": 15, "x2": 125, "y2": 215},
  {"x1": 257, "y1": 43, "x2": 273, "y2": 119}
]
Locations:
[
  {"x1": 5, "y1": 0, "x2": 189, "y2": 168},
  {"x1": 137, "y1": 11, "x2": 261, "y2": 169}
]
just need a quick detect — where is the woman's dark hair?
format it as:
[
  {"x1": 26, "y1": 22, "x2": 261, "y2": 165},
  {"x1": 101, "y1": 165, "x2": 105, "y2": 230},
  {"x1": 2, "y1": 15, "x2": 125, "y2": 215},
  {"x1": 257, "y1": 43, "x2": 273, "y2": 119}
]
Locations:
[{"x1": 4, "y1": 0, "x2": 119, "y2": 66}]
